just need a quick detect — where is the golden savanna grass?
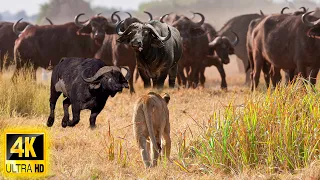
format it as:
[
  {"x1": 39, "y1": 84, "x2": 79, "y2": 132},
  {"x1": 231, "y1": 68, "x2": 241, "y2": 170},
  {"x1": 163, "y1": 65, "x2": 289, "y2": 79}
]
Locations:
[{"x1": 0, "y1": 66, "x2": 319, "y2": 179}]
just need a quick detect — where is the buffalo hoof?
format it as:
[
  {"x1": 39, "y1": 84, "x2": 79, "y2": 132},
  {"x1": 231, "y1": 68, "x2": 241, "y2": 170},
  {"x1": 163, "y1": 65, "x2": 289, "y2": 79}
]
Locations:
[
  {"x1": 61, "y1": 121, "x2": 68, "y2": 128},
  {"x1": 67, "y1": 120, "x2": 79, "y2": 127},
  {"x1": 47, "y1": 117, "x2": 54, "y2": 127},
  {"x1": 90, "y1": 124, "x2": 96, "y2": 129}
]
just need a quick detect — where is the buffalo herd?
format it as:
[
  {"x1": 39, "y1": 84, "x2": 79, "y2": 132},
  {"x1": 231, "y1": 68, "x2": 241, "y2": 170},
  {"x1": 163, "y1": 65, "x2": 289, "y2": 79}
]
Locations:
[{"x1": 0, "y1": 8, "x2": 319, "y2": 97}]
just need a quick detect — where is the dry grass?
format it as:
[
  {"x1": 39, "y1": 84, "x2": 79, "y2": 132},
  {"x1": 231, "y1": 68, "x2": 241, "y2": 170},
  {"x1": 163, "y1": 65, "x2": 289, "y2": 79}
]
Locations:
[{"x1": 0, "y1": 67, "x2": 319, "y2": 180}]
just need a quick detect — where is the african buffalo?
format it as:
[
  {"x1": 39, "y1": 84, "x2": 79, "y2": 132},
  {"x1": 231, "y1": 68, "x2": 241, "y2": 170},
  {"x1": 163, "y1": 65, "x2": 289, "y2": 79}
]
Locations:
[
  {"x1": 0, "y1": 18, "x2": 53, "y2": 71},
  {"x1": 250, "y1": 11, "x2": 320, "y2": 91},
  {"x1": 160, "y1": 12, "x2": 217, "y2": 88},
  {"x1": 116, "y1": 20, "x2": 182, "y2": 89},
  {"x1": 95, "y1": 11, "x2": 153, "y2": 93},
  {"x1": 13, "y1": 13, "x2": 118, "y2": 78},
  {"x1": 246, "y1": 15, "x2": 272, "y2": 89},
  {"x1": 217, "y1": 13, "x2": 263, "y2": 85},
  {"x1": 47, "y1": 57, "x2": 130, "y2": 128}
]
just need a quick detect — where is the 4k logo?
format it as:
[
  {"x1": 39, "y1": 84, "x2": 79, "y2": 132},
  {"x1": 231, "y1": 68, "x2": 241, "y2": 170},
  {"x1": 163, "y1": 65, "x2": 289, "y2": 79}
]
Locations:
[{"x1": 4, "y1": 131, "x2": 47, "y2": 176}]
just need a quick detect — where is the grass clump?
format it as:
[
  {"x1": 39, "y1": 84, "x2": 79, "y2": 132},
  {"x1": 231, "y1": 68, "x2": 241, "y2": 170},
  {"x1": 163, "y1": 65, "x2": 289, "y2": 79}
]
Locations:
[
  {"x1": 0, "y1": 67, "x2": 61, "y2": 117},
  {"x1": 183, "y1": 80, "x2": 320, "y2": 174}
]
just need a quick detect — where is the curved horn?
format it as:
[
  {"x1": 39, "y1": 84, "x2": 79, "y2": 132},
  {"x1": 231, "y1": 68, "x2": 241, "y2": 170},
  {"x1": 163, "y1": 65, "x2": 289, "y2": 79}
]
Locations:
[
  {"x1": 301, "y1": 11, "x2": 319, "y2": 27},
  {"x1": 116, "y1": 20, "x2": 125, "y2": 35},
  {"x1": 74, "y1": 13, "x2": 90, "y2": 27},
  {"x1": 189, "y1": 10, "x2": 196, "y2": 19},
  {"x1": 126, "y1": 12, "x2": 132, "y2": 18},
  {"x1": 143, "y1": 11, "x2": 153, "y2": 21},
  {"x1": 281, "y1": 7, "x2": 289, "y2": 14},
  {"x1": 231, "y1": 31, "x2": 239, "y2": 47},
  {"x1": 95, "y1": 13, "x2": 102, "y2": 17},
  {"x1": 111, "y1": 11, "x2": 121, "y2": 23},
  {"x1": 260, "y1": 10, "x2": 265, "y2": 16},
  {"x1": 112, "y1": 14, "x2": 121, "y2": 23},
  {"x1": 13, "y1": 18, "x2": 24, "y2": 35},
  {"x1": 120, "y1": 66, "x2": 131, "y2": 81},
  {"x1": 160, "y1": 14, "x2": 169, "y2": 23},
  {"x1": 45, "y1": 17, "x2": 53, "y2": 25},
  {"x1": 300, "y1": 7, "x2": 307, "y2": 13},
  {"x1": 208, "y1": 37, "x2": 222, "y2": 48},
  {"x1": 82, "y1": 66, "x2": 116, "y2": 83},
  {"x1": 192, "y1": 12, "x2": 205, "y2": 27},
  {"x1": 146, "y1": 24, "x2": 171, "y2": 42}
]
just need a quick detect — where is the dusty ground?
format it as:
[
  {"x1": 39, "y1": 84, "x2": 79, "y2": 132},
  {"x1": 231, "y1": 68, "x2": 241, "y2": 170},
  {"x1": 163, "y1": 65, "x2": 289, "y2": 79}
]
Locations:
[{"x1": 0, "y1": 59, "x2": 319, "y2": 179}]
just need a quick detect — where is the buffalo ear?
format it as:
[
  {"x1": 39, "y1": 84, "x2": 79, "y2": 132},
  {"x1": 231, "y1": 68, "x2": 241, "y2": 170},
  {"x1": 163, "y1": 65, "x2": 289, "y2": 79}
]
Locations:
[
  {"x1": 151, "y1": 38, "x2": 164, "y2": 48},
  {"x1": 89, "y1": 82, "x2": 101, "y2": 89},
  {"x1": 77, "y1": 26, "x2": 92, "y2": 35}
]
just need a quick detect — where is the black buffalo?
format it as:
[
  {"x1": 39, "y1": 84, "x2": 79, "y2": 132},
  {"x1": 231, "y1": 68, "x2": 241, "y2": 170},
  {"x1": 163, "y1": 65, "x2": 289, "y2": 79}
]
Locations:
[
  {"x1": 13, "y1": 13, "x2": 118, "y2": 78},
  {"x1": 47, "y1": 57, "x2": 130, "y2": 128},
  {"x1": 0, "y1": 18, "x2": 53, "y2": 71},
  {"x1": 116, "y1": 20, "x2": 182, "y2": 89},
  {"x1": 95, "y1": 11, "x2": 153, "y2": 93},
  {"x1": 250, "y1": 11, "x2": 320, "y2": 90}
]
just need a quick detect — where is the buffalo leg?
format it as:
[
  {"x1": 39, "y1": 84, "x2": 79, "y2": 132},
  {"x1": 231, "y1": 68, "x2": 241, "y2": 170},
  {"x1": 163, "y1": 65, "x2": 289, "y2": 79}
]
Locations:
[
  {"x1": 262, "y1": 62, "x2": 271, "y2": 88},
  {"x1": 139, "y1": 68, "x2": 151, "y2": 88},
  {"x1": 168, "y1": 64, "x2": 178, "y2": 88},
  {"x1": 271, "y1": 67, "x2": 281, "y2": 88},
  {"x1": 128, "y1": 64, "x2": 135, "y2": 94},
  {"x1": 189, "y1": 65, "x2": 199, "y2": 88},
  {"x1": 47, "y1": 91, "x2": 61, "y2": 127},
  {"x1": 68, "y1": 104, "x2": 81, "y2": 127},
  {"x1": 199, "y1": 65, "x2": 206, "y2": 87},
  {"x1": 89, "y1": 106, "x2": 104, "y2": 129},
  {"x1": 177, "y1": 66, "x2": 187, "y2": 87},
  {"x1": 252, "y1": 52, "x2": 263, "y2": 91},
  {"x1": 308, "y1": 68, "x2": 319, "y2": 86},
  {"x1": 216, "y1": 63, "x2": 227, "y2": 90},
  {"x1": 284, "y1": 69, "x2": 295, "y2": 85},
  {"x1": 61, "y1": 98, "x2": 71, "y2": 128}
]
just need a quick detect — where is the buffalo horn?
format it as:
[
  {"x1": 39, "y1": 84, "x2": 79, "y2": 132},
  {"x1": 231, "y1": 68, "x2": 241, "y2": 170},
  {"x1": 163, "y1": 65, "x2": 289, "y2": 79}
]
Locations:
[
  {"x1": 74, "y1": 13, "x2": 90, "y2": 27},
  {"x1": 160, "y1": 14, "x2": 169, "y2": 23},
  {"x1": 281, "y1": 7, "x2": 289, "y2": 14},
  {"x1": 192, "y1": 12, "x2": 205, "y2": 27},
  {"x1": 82, "y1": 66, "x2": 116, "y2": 83},
  {"x1": 144, "y1": 11, "x2": 153, "y2": 21},
  {"x1": 146, "y1": 24, "x2": 171, "y2": 42},
  {"x1": 45, "y1": 17, "x2": 53, "y2": 25},
  {"x1": 120, "y1": 66, "x2": 131, "y2": 81},
  {"x1": 302, "y1": 11, "x2": 320, "y2": 26},
  {"x1": 13, "y1": 18, "x2": 24, "y2": 35}
]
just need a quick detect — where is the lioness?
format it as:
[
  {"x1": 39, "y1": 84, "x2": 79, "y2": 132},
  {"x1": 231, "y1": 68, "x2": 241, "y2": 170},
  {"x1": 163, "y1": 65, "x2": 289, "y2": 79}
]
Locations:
[{"x1": 132, "y1": 92, "x2": 171, "y2": 168}]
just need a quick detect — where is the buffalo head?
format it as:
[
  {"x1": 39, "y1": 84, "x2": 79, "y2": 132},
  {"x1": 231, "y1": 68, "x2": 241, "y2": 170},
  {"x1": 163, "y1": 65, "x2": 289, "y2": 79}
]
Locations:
[
  {"x1": 161, "y1": 12, "x2": 205, "y2": 43},
  {"x1": 302, "y1": 11, "x2": 320, "y2": 39},
  {"x1": 75, "y1": 13, "x2": 119, "y2": 44},
  {"x1": 116, "y1": 21, "x2": 171, "y2": 51},
  {"x1": 208, "y1": 31, "x2": 239, "y2": 64},
  {"x1": 13, "y1": 17, "x2": 54, "y2": 36},
  {"x1": 281, "y1": 7, "x2": 308, "y2": 15},
  {"x1": 82, "y1": 66, "x2": 130, "y2": 96},
  {"x1": 113, "y1": 11, "x2": 153, "y2": 31}
]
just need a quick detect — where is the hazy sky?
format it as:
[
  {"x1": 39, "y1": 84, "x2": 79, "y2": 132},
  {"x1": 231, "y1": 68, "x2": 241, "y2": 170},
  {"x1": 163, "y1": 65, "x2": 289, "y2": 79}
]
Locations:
[{"x1": 0, "y1": 0, "x2": 150, "y2": 15}]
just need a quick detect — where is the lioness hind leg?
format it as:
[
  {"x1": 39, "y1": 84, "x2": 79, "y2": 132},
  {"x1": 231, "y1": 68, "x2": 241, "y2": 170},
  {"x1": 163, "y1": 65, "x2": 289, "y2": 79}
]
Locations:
[
  {"x1": 162, "y1": 125, "x2": 171, "y2": 160},
  {"x1": 151, "y1": 136, "x2": 161, "y2": 167},
  {"x1": 138, "y1": 136, "x2": 151, "y2": 168}
]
